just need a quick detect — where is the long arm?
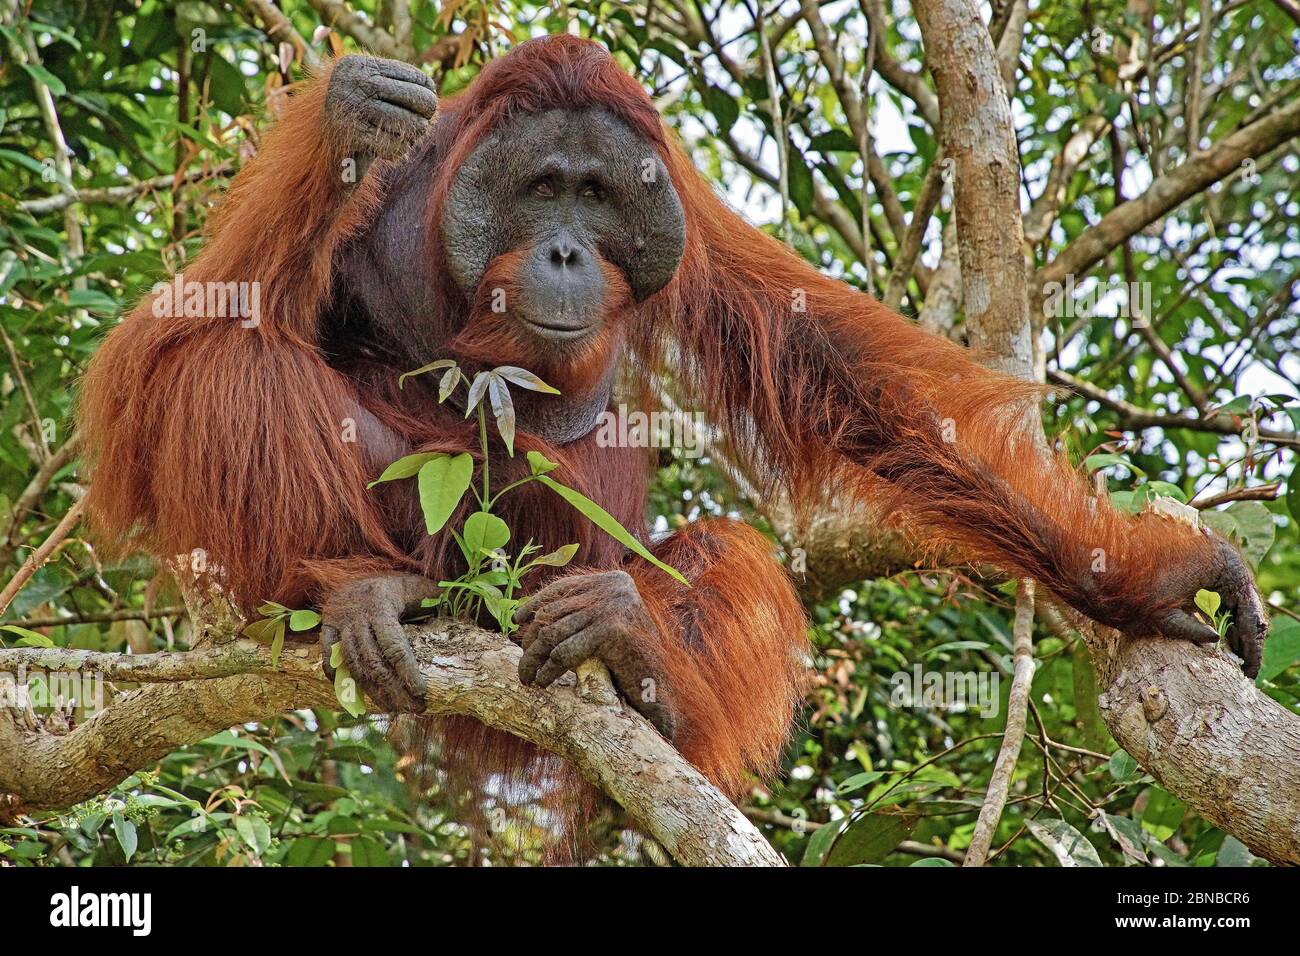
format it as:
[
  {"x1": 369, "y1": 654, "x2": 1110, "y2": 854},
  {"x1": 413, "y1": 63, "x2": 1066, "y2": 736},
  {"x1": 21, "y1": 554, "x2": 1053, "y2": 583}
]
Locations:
[
  {"x1": 79, "y1": 58, "x2": 434, "y2": 608},
  {"x1": 624, "y1": 519, "x2": 808, "y2": 797},
  {"x1": 636, "y1": 148, "x2": 1267, "y2": 673}
]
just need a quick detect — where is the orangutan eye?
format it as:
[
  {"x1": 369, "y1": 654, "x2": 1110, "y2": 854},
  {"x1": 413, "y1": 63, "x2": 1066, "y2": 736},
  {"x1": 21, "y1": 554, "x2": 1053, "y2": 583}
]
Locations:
[
  {"x1": 531, "y1": 179, "x2": 555, "y2": 198},
  {"x1": 581, "y1": 182, "x2": 605, "y2": 202}
]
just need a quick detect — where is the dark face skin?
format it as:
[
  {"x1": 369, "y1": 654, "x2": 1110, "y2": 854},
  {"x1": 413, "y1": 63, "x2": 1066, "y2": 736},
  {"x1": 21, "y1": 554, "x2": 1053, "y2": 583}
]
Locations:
[
  {"x1": 328, "y1": 104, "x2": 685, "y2": 444},
  {"x1": 441, "y1": 107, "x2": 686, "y2": 344}
]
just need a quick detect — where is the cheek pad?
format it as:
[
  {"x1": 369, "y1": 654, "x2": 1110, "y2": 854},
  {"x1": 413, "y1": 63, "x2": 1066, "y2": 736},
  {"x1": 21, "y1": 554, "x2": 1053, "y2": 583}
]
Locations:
[
  {"x1": 442, "y1": 133, "x2": 523, "y2": 295},
  {"x1": 598, "y1": 154, "x2": 686, "y2": 302}
]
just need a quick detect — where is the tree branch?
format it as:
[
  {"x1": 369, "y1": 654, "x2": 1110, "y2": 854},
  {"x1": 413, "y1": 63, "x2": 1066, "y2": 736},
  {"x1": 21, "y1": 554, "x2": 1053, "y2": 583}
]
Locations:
[
  {"x1": 0, "y1": 622, "x2": 785, "y2": 867},
  {"x1": 1039, "y1": 95, "x2": 1300, "y2": 286},
  {"x1": 306, "y1": 0, "x2": 399, "y2": 58},
  {"x1": 964, "y1": 580, "x2": 1036, "y2": 865},
  {"x1": 1048, "y1": 368, "x2": 1300, "y2": 448},
  {"x1": 1050, "y1": 605, "x2": 1300, "y2": 865}
]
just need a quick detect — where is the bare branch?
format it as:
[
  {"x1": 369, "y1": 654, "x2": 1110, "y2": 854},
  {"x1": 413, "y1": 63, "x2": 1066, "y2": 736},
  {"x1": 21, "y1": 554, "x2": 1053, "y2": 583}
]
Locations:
[
  {"x1": 306, "y1": 0, "x2": 399, "y2": 57},
  {"x1": 242, "y1": 0, "x2": 321, "y2": 69},
  {"x1": 964, "y1": 580, "x2": 1035, "y2": 866},
  {"x1": 0, "y1": 623, "x2": 784, "y2": 866},
  {"x1": 0, "y1": 498, "x2": 85, "y2": 618},
  {"x1": 1048, "y1": 368, "x2": 1300, "y2": 448}
]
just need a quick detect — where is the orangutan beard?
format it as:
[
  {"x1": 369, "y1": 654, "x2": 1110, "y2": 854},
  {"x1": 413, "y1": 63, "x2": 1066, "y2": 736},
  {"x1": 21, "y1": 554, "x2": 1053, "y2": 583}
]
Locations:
[{"x1": 447, "y1": 249, "x2": 632, "y2": 445}]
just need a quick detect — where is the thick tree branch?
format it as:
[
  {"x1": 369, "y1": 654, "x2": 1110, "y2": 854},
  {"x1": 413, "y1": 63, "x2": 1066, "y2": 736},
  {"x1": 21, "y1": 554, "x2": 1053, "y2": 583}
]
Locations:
[
  {"x1": 1053, "y1": 607, "x2": 1300, "y2": 865},
  {"x1": 0, "y1": 623, "x2": 784, "y2": 867},
  {"x1": 1039, "y1": 96, "x2": 1300, "y2": 286}
]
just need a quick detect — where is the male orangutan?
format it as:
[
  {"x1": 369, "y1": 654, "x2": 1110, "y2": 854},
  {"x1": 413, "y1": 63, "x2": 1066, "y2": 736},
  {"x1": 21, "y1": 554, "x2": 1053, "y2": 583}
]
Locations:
[{"x1": 79, "y1": 36, "x2": 1267, "y2": 804}]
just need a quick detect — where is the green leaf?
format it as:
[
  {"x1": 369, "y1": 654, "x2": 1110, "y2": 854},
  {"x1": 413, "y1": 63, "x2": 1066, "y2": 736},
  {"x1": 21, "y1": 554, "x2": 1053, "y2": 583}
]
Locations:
[
  {"x1": 334, "y1": 663, "x2": 366, "y2": 717},
  {"x1": 398, "y1": 358, "x2": 456, "y2": 389},
  {"x1": 349, "y1": 835, "x2": 390, "y2": 867},
  {"x1": 1085, "y1": 453, "x2": 1145, "y2": 477},
  {"x1": 809, "y1": 129, "x2": 859, "y2": 153},
  {"x1": 0, "y1": 625, "x2": 53, "y2": 646},
  {"x1": 824, "y1": 812, "x2": 914, "y2": 867},
  {"x1": 1213, "y1": 395, "x2": 1252, "y2": 415},
  {"x1": 528, "y1": 543, "x2": 579, "y2": 569},
  {"x1": 1139, "y1": 480, "x2": 1187, "y2": 503},
  {"x1": 526, "y1": 450, "x2": 559, "y2": 475},
  {"x1": 537, "y1": 476, "x2": 688, "y2": 585},
  {"x1": 800, "y1": 818, "x2": 843, "y2": 867},
  {"x1": 1139, "y1": 787, "x2": 1186, "y2": 841},
  {"x1": 21, "y1": 63, "x2": 66, "y2": 96},
  {"x1": 787, "y1": 145, "x2": 814, "y2": 218},
  {"x1": 494, "y1": 366, "x2": 560, "y2": 394},
  {"x1": 462, "y1": 511, "x2": 510, "y2": 557},
  {"x1": 285, "y1": 836, "x2": 335, "y2": 867},
  {"x1": 368, "y1": 452, "x2": 443, "y2": 487},
  {"x1": 111, "y1": 811, "x2": 137, "y2": 862},
  {"x1": 1225, "y1": 500, "x2": 1275, "y2": 566},
  {"x1": 205, "y1": 52, "x2": 247, "y2": 116},
  {"x1": 701, "y1": 85, "x2": 740, "y2": 134},
  {"x1": 1215, "y1": 835, "x2": 1259, "y2": 867},
  {"x1": 1258, "y1": 617, "x2": 1300, "y2": 683},
  {"x1": 288, "y1": 609, "x2": 321, "y2": 632},
  {"x1": 1195, "y1": 589, "x2": 1221, "y2": 617},
  {"x1": 202, "y1": 730, "x2": 272, "y2": 756},
  {"x1": 242, "y1": 616, "x2": 282, "y2": 643},
  {"x1": 487, "y1": 374, "x2": 516, "y2": 455},
  {"x1": 909, "y1": 857, "x2": 956, "y2": 867},
  {"x1": 417, "y1": 452, "x2": 474, "y2": 534},
  {"x1": 1108, "y1": 749, "x2": 1140, "y2": 782},
  {"x1": 836, "y1": 771, "x2": 885, "y2": 795},
  {"x1": 1026, "y1": 818, "x2": 1102, "y2": 866},
  {"x1": 269, "y1": 618, "x2": 286, "y2": 668},
  {"x1": 234, "y1": 814, "x2": 272, "y2": 856}
]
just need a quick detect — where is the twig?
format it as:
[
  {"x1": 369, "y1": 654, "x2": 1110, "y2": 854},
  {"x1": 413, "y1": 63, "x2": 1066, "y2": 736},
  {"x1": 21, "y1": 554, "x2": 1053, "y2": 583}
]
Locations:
[
  {"x1": 0, "y1": 322, "x2": 47, "y2": 461},
  {"x1": 1191, "y1": 483, "x2": 1283, "y2": 510},
  {"x1": 6, "y1": 606, "x2": 186, "y2": 629},
  {"x1": 964, "y1": 579, "x2": 1035, "y2": 866},
  {"x1": 0, "y1": 498, "x2": 85, "y2": 618},
  {"x1": 2, "y1": 433, "x2": 79, "y2": 550},
  {"x1": 1048, "y1": 368, "x2": 1300, "y2": 448},
  {"x1": 17, "y1": 168, "x2": 232, "y2": 215}
]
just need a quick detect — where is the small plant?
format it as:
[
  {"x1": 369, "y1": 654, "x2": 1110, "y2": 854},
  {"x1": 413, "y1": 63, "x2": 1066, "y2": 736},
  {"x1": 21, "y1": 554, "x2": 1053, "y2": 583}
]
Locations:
[
  {"x1": 1194, "y1": 588, "x2": 1233, "y2": 641},
  {"x1": 244, "y1": 602, "x2": 320, "y2": 667},
  {"x1": 245, "y1": 359, "x2": 684, "y2": 716},
  {"x1": 369, "y1": 359, "x2": 685, "y2": 635}
]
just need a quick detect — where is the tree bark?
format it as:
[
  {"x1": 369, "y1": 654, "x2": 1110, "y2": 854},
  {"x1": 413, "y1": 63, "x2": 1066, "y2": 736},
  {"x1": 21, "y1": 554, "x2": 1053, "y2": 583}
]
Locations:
[{"x1": 0, "y1": 623, "x2": 785, "y2": 867}]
